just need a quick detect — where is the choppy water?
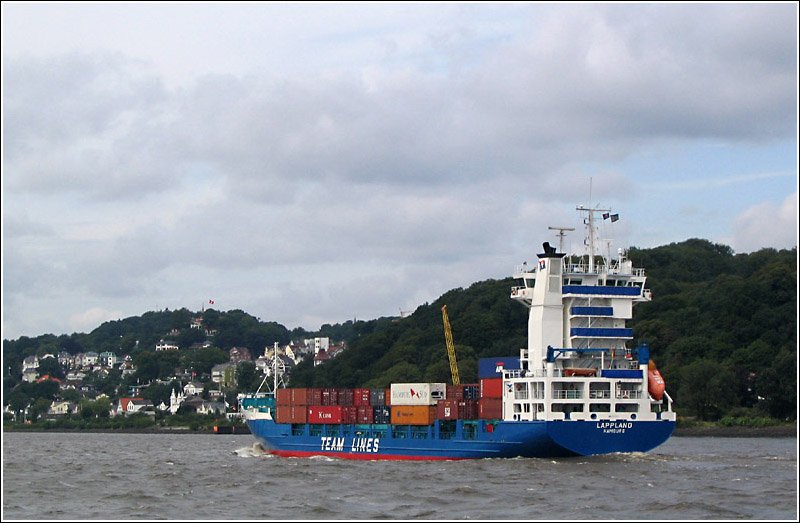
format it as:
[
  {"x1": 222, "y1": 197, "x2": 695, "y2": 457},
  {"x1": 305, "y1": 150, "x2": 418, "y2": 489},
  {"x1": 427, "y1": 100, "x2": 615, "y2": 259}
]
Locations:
[{"x1": 2, "y1": 432, "x2": 796, "y2": 520}]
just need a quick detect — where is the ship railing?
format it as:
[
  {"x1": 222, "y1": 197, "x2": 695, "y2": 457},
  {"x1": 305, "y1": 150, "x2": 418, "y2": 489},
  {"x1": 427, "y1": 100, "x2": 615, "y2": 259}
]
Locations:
[
  {"x1": 615, "y1": 390, "x2": 642, "y2": 400},
  {"x1": 514, "y1": 264, "x2": 536, "y2": 275},
  {"x1": 563, "y1": 260, "x2": 645, "y2": 277},
  {"x1": 589, "y1": 390, "x2": 611, "y2": 399},
  {"x1": 510, "y1": 286, "x2": 532, "y2": 299},
  {"x1": 504, "y1": 368, "x2": 551, "y2": 378},
  {"x1": 552, "y1": 390, "x2": 583, "y2": 400}
]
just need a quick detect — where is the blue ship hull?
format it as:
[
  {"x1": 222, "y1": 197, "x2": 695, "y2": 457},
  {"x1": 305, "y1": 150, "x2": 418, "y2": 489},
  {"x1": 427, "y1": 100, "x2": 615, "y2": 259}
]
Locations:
[{"x1": 246, "y1": 417, "x2": 675, "y2": 460}]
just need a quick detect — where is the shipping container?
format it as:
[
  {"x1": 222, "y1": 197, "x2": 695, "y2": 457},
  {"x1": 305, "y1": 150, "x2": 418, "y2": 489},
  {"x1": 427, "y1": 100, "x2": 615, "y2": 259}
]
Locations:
[
  {"x1": 356, "y1": 405, "x2": 374, "y2": 424},
  {"x1": 390, "y1": 383, "x2": 446, "y2": 406},
  {"x1": 478, "y1": 357, "x2": 521, "y2": 379},
  {"x1": 478, "y1": 398, "x2": 503, "y2": 419},
  {"x1": 341, "y1": 405, "x2": 358, "y2": 424},
  {"x1": 446, "y1": 384, "x2": 464, "y2": 401},
  {"x1": 436, "y1": 400, "x2": 462, "y2": 420},
  {"x1": 391, "y1": 405, "x2": 436, "y2": 425},
  {"x1": 277, "y1": 388, "x2": 316, "y2": 406},
  {"x1": 338, "y1": 388, "x2": 354, "y2": 406},
  {"x1": 384, "y1": 388, "x2": 391, "y2": 406},
  {"x1": 308, "y1": 405, "x2": 343, "y2": 424},
  {"x1": 353, "y1": 388, "x2": 371, "y2": 406},
  {"x1": 276, "y1": 388, "x2": 292, "y2": 406},
  {"x1": 307, "y1": 388, "x2": 323, "y2": 406},
  {"x1": 480, "y1": 378, "x2": 503, "y2": 398},
  {"x1": 462, "y1": 399, "x2": 479, "y2": 419},
  {"x1": 373, "y1": 406, "x2": 391, "y2": 424},
  {"x1": 369, "y1": 388, "x2": 386, "y2": 406},
  {"x1": 321, "y1": 388, "x2": 339, "y2": 406},
  {"x1": 462, "y1": 384, "x2": 480, "y2": 400},
  {"x1": 275, "y1": 405, "x2": 308, "y2": 424}
]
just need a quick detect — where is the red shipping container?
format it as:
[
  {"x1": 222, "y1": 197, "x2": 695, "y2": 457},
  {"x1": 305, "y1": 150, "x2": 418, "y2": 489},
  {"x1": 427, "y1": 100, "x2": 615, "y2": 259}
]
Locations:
[
  {"x1": 385, "y1": 388, "x2": 391, "y2": 406},
  {"x1": 275, "y1": 405, "x2": 308, "y2": 424},
  {"x1": 479, "y1": 398, "x2": 503, "y2": 419},
  {"x1": 321, "y1": 388, "x2": 339, "y2": 406},
  {"x1": 353, "y1": 388, "x2": 371, "y2": 406},
  {"x1": 480, "y1": 378, "x2": 503, "y2": 398},
  {"x1": 356, "y1": 405, "x2": 374, "y2": 424},
  {"x1": 462, "y1": 399, "x2": 479, "y2": 419},
  {"x1": 276, "y1": 388, "x2": 292, "y2": 406},
  {"x1": 437, "y1": 400, "x2": 461, "y2": 420},
  {"x1": 338, "y1": 389, "x2": 354, "y2": 406},
  {"x1": 308, "y1": 405, "x2": 343, "y2": 424},
  {"x1": 300, "y1": 388, "x2": 321, "y2": 405},
  {"x1": 341, "y1": 405, "x2": 358, "y2": 424},
  {"x1": 446, "y1": 385, "x2": 464, "y2": 401},
  {"x1": 290, "y1": 388, "x2": 311, "y2": 405}
]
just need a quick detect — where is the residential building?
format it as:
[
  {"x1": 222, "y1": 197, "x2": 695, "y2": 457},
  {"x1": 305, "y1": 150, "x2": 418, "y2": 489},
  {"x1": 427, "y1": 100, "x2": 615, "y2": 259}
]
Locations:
[
  {"x1": 99, "y1": 351, "x2": 118, "y2": 367},
  {"x1": 211, "y1": 363, "x2": 237, "y2": 387},
  {"x1": 304, "y1": 337, "x2": 330, "y2": 355},
  {"x1": 155, "y1": 340, "x2": 179, "y2": 351}
]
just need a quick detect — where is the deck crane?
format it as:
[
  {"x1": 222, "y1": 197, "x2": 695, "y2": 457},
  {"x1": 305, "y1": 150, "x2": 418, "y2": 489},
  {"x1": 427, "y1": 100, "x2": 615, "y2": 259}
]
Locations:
[{"x1": 441, "y1": 305, "x2": 460, "y2": 385}]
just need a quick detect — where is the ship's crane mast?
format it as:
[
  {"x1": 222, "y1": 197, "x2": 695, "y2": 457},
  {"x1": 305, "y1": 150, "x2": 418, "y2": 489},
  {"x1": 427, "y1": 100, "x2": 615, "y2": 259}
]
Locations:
[{"x1": 441, "y1": 305, "x2": 460, "y2": 385}]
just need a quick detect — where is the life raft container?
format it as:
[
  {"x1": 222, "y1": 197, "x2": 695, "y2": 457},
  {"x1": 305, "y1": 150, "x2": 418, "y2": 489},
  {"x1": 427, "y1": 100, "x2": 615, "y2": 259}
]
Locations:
[{"x1": 647, "y1": 360, "x2": 665, "y2": 401}]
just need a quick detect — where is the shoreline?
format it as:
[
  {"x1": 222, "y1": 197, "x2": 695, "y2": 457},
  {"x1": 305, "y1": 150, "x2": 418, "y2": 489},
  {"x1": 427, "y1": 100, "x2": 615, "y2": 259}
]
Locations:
[{"x1": 672, "y1": 423, "x2": 797, "y2": 438}]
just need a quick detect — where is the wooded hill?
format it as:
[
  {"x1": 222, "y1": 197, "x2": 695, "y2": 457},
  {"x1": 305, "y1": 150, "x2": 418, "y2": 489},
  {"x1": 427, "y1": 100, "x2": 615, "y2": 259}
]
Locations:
[
  {"x1": 291, "y1": 239, "x2": 797, "y2": 421},
  {"x1": 3, "y1": 239, "x2": 796, "y2": 421}
]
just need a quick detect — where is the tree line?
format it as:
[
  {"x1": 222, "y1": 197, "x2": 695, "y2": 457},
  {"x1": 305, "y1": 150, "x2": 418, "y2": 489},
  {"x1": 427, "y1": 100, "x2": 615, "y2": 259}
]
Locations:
[{"x1": 3, "y1": 238, "x2": 797, "y2": 422}]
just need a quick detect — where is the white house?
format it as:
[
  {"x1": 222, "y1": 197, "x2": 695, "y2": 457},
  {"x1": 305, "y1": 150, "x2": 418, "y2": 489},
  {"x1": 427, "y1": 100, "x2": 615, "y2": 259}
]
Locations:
[
  {"x1": 118, "y1": 398, "x2": 155, "y2": 415},
  {"x1": 155, "y1": 340, "x2": 179, "y2": 351},
  {"x1": 304, "y1": 337, "x2": 330, "y2": 355},
  {"x1": 183, "y1": 382, "x2": 204, "y2": 396},
  {"x1": 48, "y1": 401, "x2": 78, "y2": 416},
  {"x1": 22, "y1": 368, "x2": 38, "y2": 383},
  {"x1": 82, "y1": 352, "x2": 99, "y2": 366},
  {"x1": 22, "y1": 355, "x2": 39, "y2": 371}
]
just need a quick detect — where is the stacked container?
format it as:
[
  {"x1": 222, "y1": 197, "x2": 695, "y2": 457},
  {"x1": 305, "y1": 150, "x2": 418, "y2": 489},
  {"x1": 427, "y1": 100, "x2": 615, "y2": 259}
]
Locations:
[
  {"x1": 390, "y1": 383, "x2": 446, "y2": 406},
  {"x1": 391, "y1": 405, "x2": 437, "y2": 425},
  {"x1": 274, "y1": 381, "x2": 488, "y2": 425}
]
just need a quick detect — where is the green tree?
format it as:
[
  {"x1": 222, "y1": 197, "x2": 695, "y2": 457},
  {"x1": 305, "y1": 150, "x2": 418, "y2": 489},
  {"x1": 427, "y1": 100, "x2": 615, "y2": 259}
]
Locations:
[
  {"x1": 29, "y1": 398, "x2": 51, "y2": 421},
  {"x1": 677, "y1": 359, "x2": 737, "y2": 420}
]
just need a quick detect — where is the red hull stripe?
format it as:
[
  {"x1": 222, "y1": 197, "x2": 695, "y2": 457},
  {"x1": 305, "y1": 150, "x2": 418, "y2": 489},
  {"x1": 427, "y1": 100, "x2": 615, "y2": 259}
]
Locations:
[{"x1": 269, "y1": 449, "x2": 468, "y2": 461}]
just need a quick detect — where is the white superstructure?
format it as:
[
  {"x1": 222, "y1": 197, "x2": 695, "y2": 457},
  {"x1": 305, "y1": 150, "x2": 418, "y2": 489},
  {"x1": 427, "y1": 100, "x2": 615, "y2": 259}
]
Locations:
[{"x1": 505, "y1": 205, "x2": 675, "y2": 424}]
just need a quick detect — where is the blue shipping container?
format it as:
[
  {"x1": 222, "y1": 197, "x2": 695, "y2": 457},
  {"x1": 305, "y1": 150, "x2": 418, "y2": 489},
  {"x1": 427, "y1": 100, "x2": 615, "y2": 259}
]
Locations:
[{"x1": 478, "y1": 357, "x2": 521, "y2": 379}]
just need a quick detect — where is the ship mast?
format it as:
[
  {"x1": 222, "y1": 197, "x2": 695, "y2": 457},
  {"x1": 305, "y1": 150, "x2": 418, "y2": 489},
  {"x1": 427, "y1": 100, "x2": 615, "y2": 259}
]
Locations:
[
  {"x1": 548, "y1": 226, "x2": 575, "y2": 253},
  {"x1": 576, "y1": 205, "x2": 610, "y2": 273}
]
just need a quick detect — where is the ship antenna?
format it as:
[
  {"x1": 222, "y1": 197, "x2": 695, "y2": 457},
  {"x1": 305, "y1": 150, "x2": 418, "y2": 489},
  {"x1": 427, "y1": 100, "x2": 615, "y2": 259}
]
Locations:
[
  {"x1": 576, "y1": 204, "x2": 610, "y2": 273},
  {"x1": 548, "y1": 226, "x2": 575, "y2": 253}
]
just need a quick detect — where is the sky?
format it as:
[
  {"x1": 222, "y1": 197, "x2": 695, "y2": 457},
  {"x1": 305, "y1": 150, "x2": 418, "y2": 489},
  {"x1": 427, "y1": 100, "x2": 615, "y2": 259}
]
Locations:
[{"x1": 2, "y1": 2, "x2": 798, "y2": 341}]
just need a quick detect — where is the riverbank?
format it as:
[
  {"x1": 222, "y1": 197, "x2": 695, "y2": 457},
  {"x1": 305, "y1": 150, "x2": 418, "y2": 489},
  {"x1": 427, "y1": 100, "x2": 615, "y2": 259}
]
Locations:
[
  {"x1": 673, "y1": 423, "x2": 796, "y2": 438},
  {"x1": 2, "y1": 424, "x2": 251, "y2": 435}
]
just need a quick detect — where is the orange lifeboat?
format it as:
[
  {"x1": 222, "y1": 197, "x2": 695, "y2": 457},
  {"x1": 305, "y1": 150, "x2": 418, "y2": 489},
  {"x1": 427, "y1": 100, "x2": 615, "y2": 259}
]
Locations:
[
  {"x1": 647, "y1": 360, "x2": 665, "y2": 401},
  {"x1": 564, "y1": 368, "x2": 597, "y2": 377}
]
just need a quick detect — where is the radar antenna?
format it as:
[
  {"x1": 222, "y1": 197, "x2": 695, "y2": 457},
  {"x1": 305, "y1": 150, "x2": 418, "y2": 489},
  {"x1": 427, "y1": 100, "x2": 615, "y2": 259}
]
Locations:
[{"x1": 548, "y1": 226, "x2": 575, "y2": 253}]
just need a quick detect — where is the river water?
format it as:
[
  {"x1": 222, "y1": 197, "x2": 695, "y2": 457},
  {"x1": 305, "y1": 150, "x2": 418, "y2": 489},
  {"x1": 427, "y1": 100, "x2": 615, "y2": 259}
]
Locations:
[{"x1": 2, "y1": 432, "x2": 796, "y2": 520}]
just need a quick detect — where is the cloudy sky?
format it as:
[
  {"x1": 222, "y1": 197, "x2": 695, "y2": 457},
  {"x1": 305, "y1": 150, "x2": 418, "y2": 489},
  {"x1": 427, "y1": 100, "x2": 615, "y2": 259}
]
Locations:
[{"x1": 2, "y1": 2, "x2": 797, "y2": 340}]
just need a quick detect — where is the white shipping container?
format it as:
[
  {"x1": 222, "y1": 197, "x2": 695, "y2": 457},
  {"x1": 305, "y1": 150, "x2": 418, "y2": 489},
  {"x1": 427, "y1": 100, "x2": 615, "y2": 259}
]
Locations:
[{"x1": 390, "y1": 383, "x2": 446, "y2": 406}]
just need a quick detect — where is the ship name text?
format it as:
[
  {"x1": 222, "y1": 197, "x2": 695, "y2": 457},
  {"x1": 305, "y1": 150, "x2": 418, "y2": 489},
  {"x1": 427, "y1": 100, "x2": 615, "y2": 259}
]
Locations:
[
  {"x1": 596, "y1": 421, "x2": 633, "y2": 434},
  {"x1": 319, "y1": 436, "x2": 380, "y2": 453}
]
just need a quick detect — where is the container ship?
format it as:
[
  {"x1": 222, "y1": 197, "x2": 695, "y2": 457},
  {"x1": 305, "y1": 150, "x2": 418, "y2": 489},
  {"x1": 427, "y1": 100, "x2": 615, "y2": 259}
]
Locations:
[{"x1": 241, "y1": 205, "x2": 676, "y2": 459}]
